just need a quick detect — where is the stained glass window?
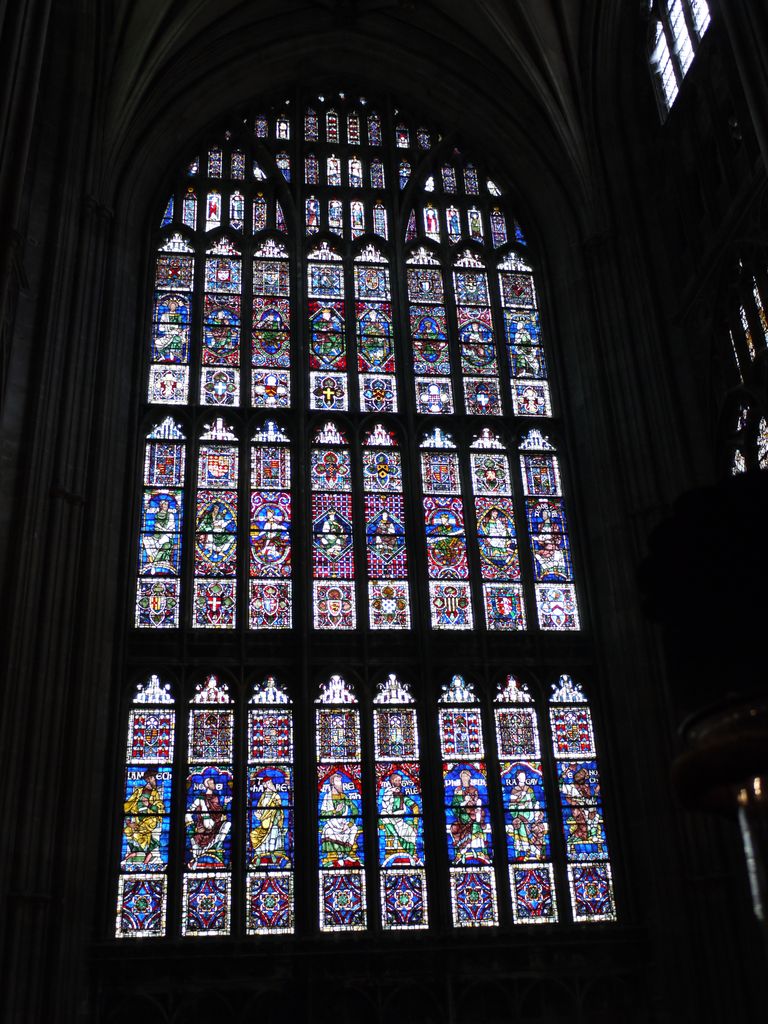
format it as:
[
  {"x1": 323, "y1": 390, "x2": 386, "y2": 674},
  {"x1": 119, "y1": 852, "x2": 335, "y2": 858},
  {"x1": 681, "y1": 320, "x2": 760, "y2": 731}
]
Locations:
[
  {"x1": 471, "y1": 428, "x2": 525, "y2": 630},
  {"x1": 453, "y1": 249, "x2": 502, "y2": 415},
  {"x1": 276, "y1": 152, "x2": 290, "y2": 181},
  {"x1": 442, "y1": 164, "x2": 457, "y2": 193},
  {"x1": 205, "y1": 190, "x2": 221, "y2": 231},
  {"x1": 208, "y1": 146, "x2": 223, "y2": 178},
  {"x1": 311, "y1": 422, "x2": 356, "y2": 629},
  {"x1": 363, "y1": 424, "x2": 411, "y2": 629},
  {"x1": 231, "y1": 150, "x2": 245, "y2": 179},
  {"x1": 407, "y1": 247, "x2": 454, "y2": 415},
  {"x1": 229, "y1": 190, "x2": 245, "y2": 231},
  {"x1": 316, "y1": 676, "x2": 366, "y2": 930},
  {"x1": 374, "y1": 675, "x2": 428, "y2": 928},
  {"x1": 367, "y1": 112, "x2": 382, "y2": 146},
  {"x1": 116, "y1": 676, "x2": 175, "y2": 938},
  {"x1": 308, "y1": 243, "x2": 347, "y2": 411},
  {"x1": 193, "y1": 418, "x2": 238, "y2": 629},
  {"x1": 347, "y1": 113, "x2": 360, "y2": 145},
  {"x1": 305, "y1": 107, "x2": 319, "y2": 142},
  {"x1": 201, "y1": 238, "x2": 241, "y2": 406},
  {"x1": 182, "y1": 676, "x2": 234, "y2": 936},
  {"x1": 305, "y1": 153, "x2": 319, "y2": 184},
  {"x1": 494, "y1": 676, "x2": 557, "y2": 923},
  {"x1": 135, "y1": 417, "x2": 186, "y2": 629},
  {"x1": 326, "y1": 108, "x2": 339, "y2": 143},
  {"x1": 276, "y1": 114, "x2": 290, "y2": 140},
  {"x1": 370, "y1": 158, "x2": 385, "y2": 189},
  {"x1": 420, "y1": 428, "x2": 474, "y2": 629},
  {"x1": 550, "y1": 676, "x2": 616, "y2": 921},
  {"x1": 253, "y1": 194, "x2": 267, "y2": 232},
  {"x1": 182, "y1": 188, "x2": 196, "y2": 229},
  {"x1": 128, "y1": 93, "x2": 617, "y2": 939},
  {"x1": 249, "y1": 421, "x2": 292, "y2": 628},
  {"x1": 499, "y1": 251, "x2": 552, "y2": 416},
  {"x1": 252, "y1": 237, "x2": 291, "y2": 409},
  {"x1": 520, "y1": 429, "x2": 580, "y2": 630},
  {"x1": 355, "y1": 245, "x2": 397, "y2": 412},
  {"x1": 148, "y1": 234, "x2": 193, "y2": 404},
  {"x1": 247, "y1": 677, "x2": 295, "y2": 934},
  {"x1": 439, "y1": 675, "x2": 498, "y2": 926}
]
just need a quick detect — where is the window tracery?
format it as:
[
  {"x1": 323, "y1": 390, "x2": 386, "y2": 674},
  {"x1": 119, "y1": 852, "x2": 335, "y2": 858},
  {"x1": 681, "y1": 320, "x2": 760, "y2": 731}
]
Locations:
[{"x1": 119, "y1": 90, "x2": 617, "y2": 938}]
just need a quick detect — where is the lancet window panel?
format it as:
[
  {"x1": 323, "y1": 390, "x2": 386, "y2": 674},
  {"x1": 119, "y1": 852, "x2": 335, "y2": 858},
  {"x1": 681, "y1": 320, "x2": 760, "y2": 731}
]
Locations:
[
  {"x1": 249, "y1": 420, "x2": 292, "y2": 629},
  {"x1": 438, "y1": 675, "x2": 499, "y2": 927},
  {"x1": 420, "y1": 427, "x2": 474, "y2": 630},
  {"x1": 247, "y1": 677, "x2": 295, "y2": 934},
  {"x1": 374, "y1": 675, "x2": 428, "y2": 929},
  {"x1": 116, "y1": 676, "x2": 176, "y2": 938},
  {"x1": 549, "y1": 676, "x2": 617, "y2": 922},
  {"x1": 363, "y1": 423, "x2": 411, "y2": 630},
  {"x1": 316, "y1": 676, "x2": 367, "y2": 931},
  {"x1": 182, "y1": 676, "x2": 234, "y2": 937},
  {"x1": 135, "y1": 417, "x2": 186, "y2": 629},
  {"x1": 494, "y1": 676, "x2": 557, "y2": 924},
  {"x1": 311, "y1": 422, "x2": 356, "y2": 630}
]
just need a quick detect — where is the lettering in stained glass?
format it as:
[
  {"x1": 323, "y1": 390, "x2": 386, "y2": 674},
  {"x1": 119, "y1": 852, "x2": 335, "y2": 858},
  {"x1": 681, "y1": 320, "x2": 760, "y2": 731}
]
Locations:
[{"x1": 116, "y1": 677, "x2": 175, "y2": 938}]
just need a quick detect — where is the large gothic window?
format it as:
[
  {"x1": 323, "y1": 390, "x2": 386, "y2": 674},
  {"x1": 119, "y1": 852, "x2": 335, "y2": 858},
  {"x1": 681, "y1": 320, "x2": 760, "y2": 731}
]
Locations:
[{"x1": 116, "y1": 90, "x2": 617, "y2": 938}]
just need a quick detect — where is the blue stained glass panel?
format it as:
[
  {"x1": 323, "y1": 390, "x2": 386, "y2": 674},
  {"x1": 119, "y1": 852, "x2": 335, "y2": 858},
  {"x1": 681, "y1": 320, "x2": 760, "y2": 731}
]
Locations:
[
  {"x1": 500, "y1": 761, "x2": 550, "y2": 861},
  {"x1": 382, "y1": 871, "x2": 427, "y2": 928},
  {"x1": 117, "y1": 876, "x2": 167, "y2": 937},
  {"x1": 205, "y1": 257, "x2": 241, "y2": 293},
  {"x1": 454, "y1": 271, "x2": 489, "y2": 304},
  {"x1": 363, "y1": 448, "x2": 402, "y2": 492},
  {"x1": 247, "y1": 873, "x2": 294, "y2": 934},
  {"x1": 184, "y1": 765, "x2": 233, "y2": 869},
  {"x1": 121, "y1": 766, "x2": 172, "y2": 871},
  {"x1": 182, "y1": 875, "x2": 230, "y2": 935},
  {"x1": 450, "y1": 867, "x2": 498, "y2": 926},
  {"x1": 443, "y1": 762, "x2": 493, "y2": 865},
  {"x1": 250, "y1": 491, "x2": 291, "y2": 578},
  {"x1": 309, "y1": 264, "x2": 344, "y2": 298},
  {"x1": 320, "y1": 870, "x2": 366, "y2": 930},
  {"x1": 152, "y1": 293, "x2": 191, "y2": 362},
  {"x1": 510, "y1": 864, "x2": 557, "y2": 923},
  {"x1": 568, "y1": 863, "x2": 616, "y2": 921}
]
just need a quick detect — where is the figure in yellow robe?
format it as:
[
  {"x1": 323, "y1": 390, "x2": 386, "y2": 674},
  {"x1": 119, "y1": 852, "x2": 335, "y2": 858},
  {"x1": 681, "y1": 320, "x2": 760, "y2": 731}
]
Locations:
[
  {"x1": 123, "y1": 767, "x2": 165, "y2": 866},
  {"x1": 250, "y1": 777, "x2": 286, "y2": 864}
]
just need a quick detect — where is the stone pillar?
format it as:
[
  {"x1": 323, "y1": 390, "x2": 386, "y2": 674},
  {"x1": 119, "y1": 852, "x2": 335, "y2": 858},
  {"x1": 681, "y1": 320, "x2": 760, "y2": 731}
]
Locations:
[{"x1": 0, "y1": 0, "x2": 54, "y2": 403}]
